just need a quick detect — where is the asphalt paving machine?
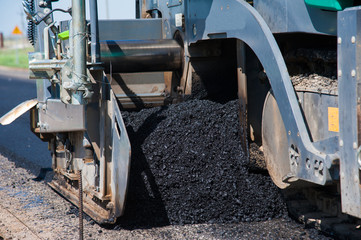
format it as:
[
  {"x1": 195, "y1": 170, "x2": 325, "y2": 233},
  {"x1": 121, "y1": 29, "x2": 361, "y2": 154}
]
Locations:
[{"x1": 1, "y1": 0, "x2": 361, "y2": 224}]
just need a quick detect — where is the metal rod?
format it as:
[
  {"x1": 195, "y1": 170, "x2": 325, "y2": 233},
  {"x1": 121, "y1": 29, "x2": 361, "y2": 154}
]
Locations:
[
  {"x1": 99, "y1": 39, "x2": 183, "y2": 73},
  {"x1": 78, "y1": 170, "x2": 84, "y2": 240},
  {"x1": 89, "y1": 0, "x2": 100, "y2": 63},
  {"x1": 72, "y1": 0, "x2": 86, "y2": 104}
]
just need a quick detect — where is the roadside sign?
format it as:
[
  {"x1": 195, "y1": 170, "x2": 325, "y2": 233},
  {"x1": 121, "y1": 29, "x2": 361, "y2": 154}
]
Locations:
[{"x1": 12, "y1": 26, "x2": 22, "y2": 35}]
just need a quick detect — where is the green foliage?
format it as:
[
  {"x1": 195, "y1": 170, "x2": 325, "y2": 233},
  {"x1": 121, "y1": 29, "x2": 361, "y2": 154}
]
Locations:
[{"x1": 0, "y1": 47, "x2": 33, "y2": 69}]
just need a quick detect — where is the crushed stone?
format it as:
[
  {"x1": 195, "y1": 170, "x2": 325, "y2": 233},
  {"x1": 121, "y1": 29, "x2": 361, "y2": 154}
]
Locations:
[{"x1": 118, "y1": 99, "x2": 288, "y2": 228}]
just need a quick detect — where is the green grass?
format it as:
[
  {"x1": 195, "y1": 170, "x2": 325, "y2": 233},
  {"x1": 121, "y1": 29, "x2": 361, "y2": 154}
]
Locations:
[{"x1": 0, "y1": 47, "x2": 34, "y2": 69}]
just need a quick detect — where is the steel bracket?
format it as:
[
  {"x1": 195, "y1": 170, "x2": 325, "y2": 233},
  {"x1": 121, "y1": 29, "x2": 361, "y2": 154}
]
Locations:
[
  {"x1": 28, "y1": 52, "x2": 67, "y2": 79},
  {"x1": 38, "y1": 99, "x2": 85, "y2": 133}
]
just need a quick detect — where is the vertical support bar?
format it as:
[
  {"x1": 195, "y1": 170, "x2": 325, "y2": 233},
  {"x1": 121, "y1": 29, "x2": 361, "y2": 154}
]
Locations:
[
  {"x1": 237, "y1": 40, "x2": 248, "y2": 158},
  {"x1": 338, "y1": 7, "x2": 361, "y2": 218},
  {"x1": 89, "y1": 0, "x2": 100, "y2": 63},
  {"x1": 72, "y1": 0, "x2": 86, "y2": 104},
  {"x1": 0, "y1": 33, "x2": 4, "y2": 48},
  {"x1": 78, "y1": 170, "x2": 84, "y2": 240}
]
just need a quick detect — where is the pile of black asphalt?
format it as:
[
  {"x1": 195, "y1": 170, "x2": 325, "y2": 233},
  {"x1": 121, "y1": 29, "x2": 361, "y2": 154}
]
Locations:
[{"x1": 117, "y1": 99, "x2": 287, "y2": 229}]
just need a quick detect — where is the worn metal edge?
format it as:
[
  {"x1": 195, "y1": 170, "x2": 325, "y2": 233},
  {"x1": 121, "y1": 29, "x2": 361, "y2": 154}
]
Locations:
[{"x1": 48, "y1": 179, "x2": 115, "y2": 225}]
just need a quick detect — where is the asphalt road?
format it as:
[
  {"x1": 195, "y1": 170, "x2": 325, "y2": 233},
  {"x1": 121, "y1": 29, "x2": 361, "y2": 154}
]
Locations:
[{"x1": 0, "y1": 67, "x2": 50, "y2": 168}]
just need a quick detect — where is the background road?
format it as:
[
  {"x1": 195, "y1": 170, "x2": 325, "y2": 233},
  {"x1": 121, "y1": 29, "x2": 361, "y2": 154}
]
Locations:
[{"x1": 0, "y1": 67, "x2": 49, "y2": 168}]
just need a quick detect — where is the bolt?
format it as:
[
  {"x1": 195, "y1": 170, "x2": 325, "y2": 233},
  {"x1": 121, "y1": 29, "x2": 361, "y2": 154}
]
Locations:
[
  {"x1": 297, "y1": 132, "x2": 300, "y2": 137},
  {"x1": 106, "y1": 202, "x2": 114, "y2": 210},
  {"x1": 338, "y1": 70, "x2": 342, "y2": 77},
  {"x1": 352, "y1": 70, "x2": 356, "y2": 77},
  {"x1": 319, "y1": 161, "x2": 324, "y2": 171},
  {"x1": 338, "y1": 37, "x2": 342, "y2": 44},
  {"x1": 38, "y1": 1, "x2": 47, "y2": 7},
  {"x1": 43, "y1": 8, "x2": 51, "y2": 14},
  {"x1": 352, "y1": 36, "x2": 356, "y2": 44},
  {"x1": 288, "y1": 131, "x2": 291, "y2": 136},
  {"x1": 314, "y1": 160, "x2": 319, "y2": 170}
]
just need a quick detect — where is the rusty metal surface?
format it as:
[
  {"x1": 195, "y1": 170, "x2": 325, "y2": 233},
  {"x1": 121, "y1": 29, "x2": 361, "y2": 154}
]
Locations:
[
  {"x1": 0, "y1": 99, "x2": 38, "y2": 125},
  {"x1": 49, "y1": 174, "x2": 114, "y2": 224}
]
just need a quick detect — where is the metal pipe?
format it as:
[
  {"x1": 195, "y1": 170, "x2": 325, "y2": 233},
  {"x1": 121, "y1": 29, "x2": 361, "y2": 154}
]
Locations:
[
  {"x1": 99, "y1": 39, "x2": 183, "y2": 73},
  {"x1": 89, "y1": 0, "x2": 100, "y2": 63},
  {"x1": 72, "y1": 0, "x2": 86, "y2": 104}
]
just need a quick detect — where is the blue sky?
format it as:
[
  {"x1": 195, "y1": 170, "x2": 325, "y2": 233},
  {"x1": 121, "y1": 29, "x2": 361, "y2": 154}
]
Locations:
[{"x1": 0, "y1": 0, "x2": 135, "y2": 36}]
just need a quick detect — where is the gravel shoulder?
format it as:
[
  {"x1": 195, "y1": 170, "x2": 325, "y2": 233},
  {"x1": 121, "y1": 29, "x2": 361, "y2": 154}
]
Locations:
[{"x1": 0, "y1": 149, "x2": 329, "y2": 240}]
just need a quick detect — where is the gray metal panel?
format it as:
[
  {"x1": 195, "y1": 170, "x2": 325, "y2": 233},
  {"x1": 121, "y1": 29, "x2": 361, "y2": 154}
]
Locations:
[
  {"x1": 297, "y1": 92, "x2": 339, "y2": 143},
  {"x1": 97, "y1": 19, "x2": 167, "y2": 107},
  {"x1": 109, "y1": 72, "x2": 166, "y2": 108},
  {"x1": 38, "y1": 99, "x2": 85, "y2": 132},
  {"x1": 110, "y1": 90, "x2": 131, "y2": 217},
  {"x1": 254, "y1": 0, "x2": 337, "y2": 35},
  {"x1": 338, "y1": 7, "x2": 361, "y2": 218},
  {"x1": 98, "y1": 19, "x2": 163, "y2": 41}
]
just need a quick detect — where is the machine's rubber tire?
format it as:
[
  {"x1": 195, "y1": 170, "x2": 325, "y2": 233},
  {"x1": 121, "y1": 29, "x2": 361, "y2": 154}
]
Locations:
[{"x1": 262, "y1": 91, "x2": 290, "y2": 189}]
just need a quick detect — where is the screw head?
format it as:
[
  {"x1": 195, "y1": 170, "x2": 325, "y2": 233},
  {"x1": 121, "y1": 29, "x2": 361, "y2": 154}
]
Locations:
[{"x1": 352, "y1": 69, "x2": 356, "y2": 77}]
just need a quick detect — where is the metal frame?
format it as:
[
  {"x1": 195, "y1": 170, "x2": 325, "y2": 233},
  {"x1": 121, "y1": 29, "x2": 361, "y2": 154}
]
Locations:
[
  {"x1": 184, "y1": 0, "x2": 335, "y2": 184},
  {"x1": 254, "y1": 0, "x2": 337, "y2": 35},
  {"x1": 338, "y1": 6, "x2": 361, "y2": 219}
]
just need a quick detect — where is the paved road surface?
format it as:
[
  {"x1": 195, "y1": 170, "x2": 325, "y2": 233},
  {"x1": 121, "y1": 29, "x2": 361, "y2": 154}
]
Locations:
[{"x1": 0, "y1": 67, "x2": 50, "y2": 168}]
